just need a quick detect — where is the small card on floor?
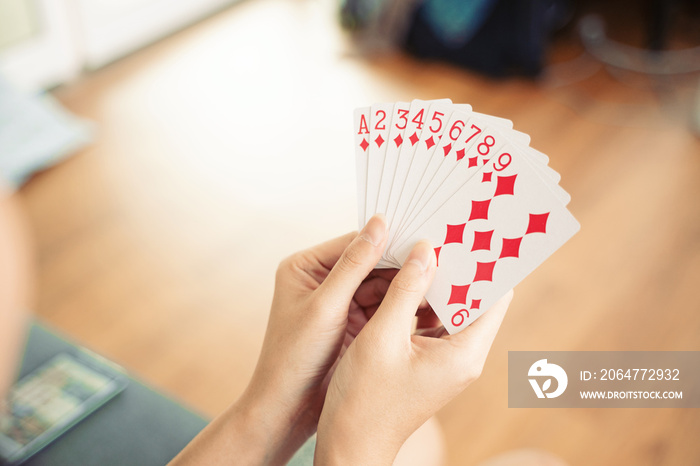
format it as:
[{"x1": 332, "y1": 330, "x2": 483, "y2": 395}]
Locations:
[{"x1": 354, "y1": 100, "x2": 580, "y2": 334}]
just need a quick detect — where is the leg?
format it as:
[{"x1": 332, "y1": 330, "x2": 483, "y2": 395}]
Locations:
[
  {"x1": 394, "y1": 417, "x2": 446, "y2": 466},
  {"x1": 477, "y1": 449, "x2": 569, "y2": 466},
  {"x1": 393, "y1": 418, "x2": 568, "y2": 466},
  {"x1": 0, "y1": 188, "x2": 33, "y2": 398}
]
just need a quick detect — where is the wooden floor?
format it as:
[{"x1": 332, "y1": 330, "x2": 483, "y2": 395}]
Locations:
[{"x1": 18, "y1": 0, "x2": 700, "y2": 464}]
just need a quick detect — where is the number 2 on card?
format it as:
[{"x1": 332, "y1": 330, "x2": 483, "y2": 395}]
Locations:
[{"x1": 374, "y1": 110, "x2": 386, "y2": 130}]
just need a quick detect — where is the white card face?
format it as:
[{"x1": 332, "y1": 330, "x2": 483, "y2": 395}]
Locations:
[
  {"x1": 375, "y1": 102, "x2": 410, "y2": 215},
  {"x1": 398, "y1": 115, "x2": 513, "y2": 233},
  {"x1": 393, "y1": 142, "x2": 580, "y2": 334},
  {"x1": 394, "y1": 112, "x2": 510, "y2": 243},
  {"x1": 470, "y1": 112, "x2": 561, "y2": 186},
  {"x1": 365, "y1": 102, "x2": 396, "y2": 223},
  {"x1": 389, "y1": 103, "x2": 472, "y2": 246},
  {"x1": 353, "y1": 101, "x2": 579, "y2": 330},
  {"x1": 353, "y1": 107, "x2": 370, "y2": 229},
  {"x1": 391, "y1": 122, "x2": 570, "y2": 255},
  {"x1": 389, "y1": 120, "x2": 511, "y2": 259},
  {"x1": 384, "y1": 99, "x2": 451, "y2": 234},
  {"x1": 396, "y1": 109, "x2": 475, "y2": 236}
]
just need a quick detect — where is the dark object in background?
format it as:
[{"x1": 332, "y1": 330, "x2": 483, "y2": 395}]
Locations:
[
  {"x1": 340, "y1": 0, "x2": 572, "y2": 78},
  {"x1": 405, "y1": 0, "x2": 572, "y2": 77}
]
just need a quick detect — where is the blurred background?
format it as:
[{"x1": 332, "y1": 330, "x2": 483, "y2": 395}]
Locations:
[{"x1": 1, "y1": 0, "x2": 699, "y2": 464}]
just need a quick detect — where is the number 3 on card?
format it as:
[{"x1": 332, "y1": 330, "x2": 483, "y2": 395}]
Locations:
[{"x1": 396, "y1": 109, "x2": 409, "y2": 130}]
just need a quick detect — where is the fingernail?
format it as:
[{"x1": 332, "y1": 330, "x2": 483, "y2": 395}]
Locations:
[
  {"x1": 406, "y1": 240, "x2": 433, "y2": 273},
  {"x1": 360, "y1": 214, "x2": 387, "y2": 247}
]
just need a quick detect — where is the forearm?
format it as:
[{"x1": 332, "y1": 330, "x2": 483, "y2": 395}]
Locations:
[
  {"x1": 0, "y1": 191, "x2": 33, "y2": 398},
  {"x1": 314, "y1": 435, "x2": 399, "y2": 466},
  {"x1": 169, "y1": 385, "x2": 316, "y2": 466},
  {"x1": 169, "y1": 401, "x2": 271, "y2": 465},
  {"x1": 314, "y1": 407, "x2": 404, "y2": 466}
]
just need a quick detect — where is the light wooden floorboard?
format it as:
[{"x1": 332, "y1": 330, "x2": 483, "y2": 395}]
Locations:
[{"x1": 18, "y1": 0, "x2": 700, "y2": 464}]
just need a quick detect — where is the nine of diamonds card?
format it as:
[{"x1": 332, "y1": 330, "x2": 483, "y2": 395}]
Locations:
[{"x1": 354, "y1": 99, "x2": 580, "y2": 334}]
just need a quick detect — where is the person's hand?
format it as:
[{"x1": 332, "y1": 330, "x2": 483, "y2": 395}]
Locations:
[
  {"x1": 236, "y1": 215, "x2": 396, "y2": 457},
  {"x1": 221, "y1": 214, "x2": 435, "y2": 464},
  {"x1": 172, "y1": 215, "x2": 407, "y2": 466},
  {"x1": 315, "y1": 240, "x2": 513, "y2": 465}
]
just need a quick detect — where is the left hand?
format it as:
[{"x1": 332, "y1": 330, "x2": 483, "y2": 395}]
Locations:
[
  {"x1": 239, "y1": 214, "x2": 427, "y2": 462},
  {"x1": 170, "y1": 215, "x2": 435, "y2": 466}
]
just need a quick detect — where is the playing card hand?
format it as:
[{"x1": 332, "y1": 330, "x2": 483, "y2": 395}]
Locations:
[
  {"x1": 355, "y1": 100, "x2": 578, "y2": 334},
  {"x1": 234, "y1": 215, "x2": 399, "y2": 463},
  {"x1": 316, "y1": 240, "x2": 513, "y2": 465}
]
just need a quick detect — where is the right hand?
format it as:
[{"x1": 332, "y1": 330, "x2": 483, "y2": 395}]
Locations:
[{"x1": 315, "y1": 240, "x2": 513, "y2": 465}]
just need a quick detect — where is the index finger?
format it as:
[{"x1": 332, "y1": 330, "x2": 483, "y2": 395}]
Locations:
[{"x1": 315, "y1": 215, "x2": 388, "y2": 307}]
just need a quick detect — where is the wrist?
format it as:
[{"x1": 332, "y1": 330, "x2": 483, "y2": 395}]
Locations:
[
  {"x1": 168, "y1": 398, "x2": 274, "y2": 466},
  {"x1": 169, "y1": 383, "x2": 316, "y2": 466},
  {"x1": 234, "y1": 379, "x2": 319, "y2": 464},
  {"x1": 315, "y1": 404, "x2": 404, "y2": 466}
]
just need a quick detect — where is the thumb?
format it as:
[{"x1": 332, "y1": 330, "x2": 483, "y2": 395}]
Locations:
[
  {"x1": 445, "y1": 289, "x2": 513, "y2": 366},
  {"x1": 316, "y1": 215, "x2": 388, "y2": 308},
  {"x1": 369, "y1": 240, "x2": 436, "y2": 339}
]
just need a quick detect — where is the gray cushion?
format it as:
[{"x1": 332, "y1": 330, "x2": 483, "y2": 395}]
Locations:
[{"x1": 15, "y1": 322, "x2": 208, "y2": 466}]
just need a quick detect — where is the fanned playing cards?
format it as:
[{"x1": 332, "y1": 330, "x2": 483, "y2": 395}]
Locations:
[{"x1": 354, "y1": 99, "x2": 580, "y2": 334}]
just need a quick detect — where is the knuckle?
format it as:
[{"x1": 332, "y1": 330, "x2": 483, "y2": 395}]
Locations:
[
  {"x1": 337, "y1": 242, "x2": 365, "y2": 272},
  {"x1": 390, "y1": 274, "x2": 421, "y2": 296},
  {"x1": 277, "y1": 251, "x2": 310, "y2": 278},
  {"x1": 276, "y1": 255, "x2": 294, "y2": 277}
]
